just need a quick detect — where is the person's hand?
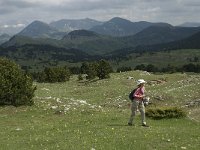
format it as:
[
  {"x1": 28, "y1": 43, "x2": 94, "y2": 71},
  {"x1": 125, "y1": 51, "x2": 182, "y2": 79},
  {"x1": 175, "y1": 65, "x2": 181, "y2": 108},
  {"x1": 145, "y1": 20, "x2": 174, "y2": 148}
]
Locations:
[{"x1": 140, "y1": 95, "x2": 145, "y2": 98}]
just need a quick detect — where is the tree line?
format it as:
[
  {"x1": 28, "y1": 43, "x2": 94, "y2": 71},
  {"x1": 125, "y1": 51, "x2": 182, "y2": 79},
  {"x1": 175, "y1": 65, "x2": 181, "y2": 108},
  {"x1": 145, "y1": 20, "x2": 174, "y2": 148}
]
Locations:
[
  {"x1": 31, "y1": 59, "x2": 113, "y2": 82},
  {"x1": 116, "y1": 63, "x2": 200, "y2": 73},
  {"x1": 31, "y1": 62, "x2": 200, "y2": 83}
]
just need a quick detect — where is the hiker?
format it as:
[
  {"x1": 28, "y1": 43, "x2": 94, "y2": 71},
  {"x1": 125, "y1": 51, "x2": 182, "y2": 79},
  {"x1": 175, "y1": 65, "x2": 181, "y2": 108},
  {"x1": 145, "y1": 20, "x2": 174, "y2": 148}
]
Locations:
[{"x1": 128, "y1": 79, "x2": 149, "y2": 127}]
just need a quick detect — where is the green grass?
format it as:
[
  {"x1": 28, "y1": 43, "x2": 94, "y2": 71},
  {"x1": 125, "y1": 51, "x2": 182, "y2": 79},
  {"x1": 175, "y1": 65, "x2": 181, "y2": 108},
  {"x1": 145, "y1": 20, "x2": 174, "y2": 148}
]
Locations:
[{"x1": 0, "y1": 71, "x2": 200, "y2": 149}]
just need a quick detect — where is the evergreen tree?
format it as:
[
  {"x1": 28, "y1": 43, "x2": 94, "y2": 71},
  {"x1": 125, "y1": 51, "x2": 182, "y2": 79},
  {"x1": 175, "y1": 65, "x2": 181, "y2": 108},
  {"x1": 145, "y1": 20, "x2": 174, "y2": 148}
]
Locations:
[
  {"x1": 86, "y1": 63, "x2": 97, "y2": 80},
  {"x1": 134, "y1": 64, "x2": 146, "y2": 71},
  {"x1": 81, "y1": 62, "x2": 97, "y2": 80},
  {"x1": 96, "y1": 60, "x2": 113, "y2": 79},
  {"x1": 146, "y1": 64, "x2": 158, "y2": 72},
  {"x1": 161, "y1": 64, "x2": 177, "y2": 73}
]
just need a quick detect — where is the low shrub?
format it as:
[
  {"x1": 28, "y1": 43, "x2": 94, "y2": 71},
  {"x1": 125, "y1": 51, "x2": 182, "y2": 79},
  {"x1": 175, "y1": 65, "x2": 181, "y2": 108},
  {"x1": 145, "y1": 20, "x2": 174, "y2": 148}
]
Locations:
[
  {"x1": 146, "y1": 107, "x2": 187, "y2": 119},
  {"x1": 0, "y1": 58, "x2": 36, "y2": 106}
]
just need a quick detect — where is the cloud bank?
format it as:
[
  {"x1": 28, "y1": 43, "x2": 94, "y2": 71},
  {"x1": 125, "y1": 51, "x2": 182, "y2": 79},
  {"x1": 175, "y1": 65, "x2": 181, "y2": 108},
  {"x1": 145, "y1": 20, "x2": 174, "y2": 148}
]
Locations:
[{"x1": 0, "y1": 0, "x2": 199, "y2": 25}]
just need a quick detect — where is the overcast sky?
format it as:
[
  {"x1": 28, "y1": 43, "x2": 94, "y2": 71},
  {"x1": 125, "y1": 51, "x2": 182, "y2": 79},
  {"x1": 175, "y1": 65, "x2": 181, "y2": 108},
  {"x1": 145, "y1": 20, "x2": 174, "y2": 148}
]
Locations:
[{"x1": 0, "y1": 0, "x2": 199, "y2": 26}]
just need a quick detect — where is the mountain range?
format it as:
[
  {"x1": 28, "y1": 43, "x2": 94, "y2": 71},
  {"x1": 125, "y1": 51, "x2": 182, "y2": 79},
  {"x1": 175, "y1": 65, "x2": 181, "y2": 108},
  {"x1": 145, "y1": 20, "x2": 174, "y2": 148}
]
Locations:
[
  {"x1": 90, "y1": 17, "x2": 172, "y2": 37},
  {"x1": 2, "y1": 20, "x2": 200, "y2": 54},
  {"x1": 0, "y1": 17, "x2": 200, "y2": 71}
]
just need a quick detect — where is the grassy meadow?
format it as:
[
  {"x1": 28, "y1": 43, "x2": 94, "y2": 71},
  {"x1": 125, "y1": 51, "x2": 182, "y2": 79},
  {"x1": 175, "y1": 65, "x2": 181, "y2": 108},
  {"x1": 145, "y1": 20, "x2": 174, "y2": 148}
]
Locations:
[{"x1": 0, "y1": 71, "x2": 200, "y2": 150}]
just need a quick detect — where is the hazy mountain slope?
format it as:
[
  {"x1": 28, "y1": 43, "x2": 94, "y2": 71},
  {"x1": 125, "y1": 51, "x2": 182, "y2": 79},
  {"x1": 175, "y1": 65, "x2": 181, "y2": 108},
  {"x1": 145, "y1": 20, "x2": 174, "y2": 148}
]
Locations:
[
  {"x1": 0, "y1": 34, "x2": 11, "y2": 44},
  {"x1": 17, "y1": 21, "x2": 66, "y2": 39},
  {"x1": 0, "y1": 25, "x2": 25, "y2": 35},
  {"x1": 61, "y1": 29, "x2": 126, "y2": 55},
  {"x1": 62, "y1": 29, "x2": 99, "y2": 41},
  {"x1": 90, "y1": 17, "x2": 171, "y2": 37},
  {"x1": 1, "y1": 35, "x2": 64, "y2": 48},
  {"x1": 116, "y1": 30, "x2": 200, "y2": 56},
  {"x1": 90, "y1": 17, "x2": 150, "y2": 36},
  {"x1": 121, "y1": 26, "x2": 200, "y2": 47},
  {"x1": 105, "y1": 29, "x2": 200, "y2": 58},
  {"x1": 135, "y1": 30, "x2": 200, "y2": 51},
  {"x1": 50, "y1": 18, "x2": 103, "y2": 32},
  {"x1": 179, "y1": 22, "x2": 200, "y2": 27}
]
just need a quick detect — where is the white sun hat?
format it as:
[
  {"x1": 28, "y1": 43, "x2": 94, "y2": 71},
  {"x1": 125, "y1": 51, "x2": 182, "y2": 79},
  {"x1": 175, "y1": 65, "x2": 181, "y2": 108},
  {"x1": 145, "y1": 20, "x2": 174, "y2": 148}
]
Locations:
[{"x1": 137, "y1": 79, "x2": 147, "y2": 85}]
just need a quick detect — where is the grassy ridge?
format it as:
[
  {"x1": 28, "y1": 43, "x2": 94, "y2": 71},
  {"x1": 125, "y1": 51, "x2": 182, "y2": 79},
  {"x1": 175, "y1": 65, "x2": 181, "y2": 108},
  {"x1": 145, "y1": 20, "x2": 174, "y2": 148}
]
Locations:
[
  {"x1": 0, "y1": 71, "x2": 200, "y2": 149},
  {"x1": 114, "y1": 49, "x2": 200, "y2": 69}
]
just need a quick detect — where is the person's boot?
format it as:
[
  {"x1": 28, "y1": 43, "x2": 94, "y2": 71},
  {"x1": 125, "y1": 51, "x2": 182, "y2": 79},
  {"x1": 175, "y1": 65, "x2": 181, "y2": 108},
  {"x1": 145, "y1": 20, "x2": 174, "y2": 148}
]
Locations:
[{"x1": 142, "y1": 123, "x2": 149, "y2": 127}]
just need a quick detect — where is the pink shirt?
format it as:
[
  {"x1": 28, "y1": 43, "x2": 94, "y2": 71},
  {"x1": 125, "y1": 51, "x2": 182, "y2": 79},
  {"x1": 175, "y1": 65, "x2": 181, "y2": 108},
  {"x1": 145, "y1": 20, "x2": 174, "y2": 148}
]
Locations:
[{"x1": 133, "y1": 87, "x2": 145, "y2": 100}]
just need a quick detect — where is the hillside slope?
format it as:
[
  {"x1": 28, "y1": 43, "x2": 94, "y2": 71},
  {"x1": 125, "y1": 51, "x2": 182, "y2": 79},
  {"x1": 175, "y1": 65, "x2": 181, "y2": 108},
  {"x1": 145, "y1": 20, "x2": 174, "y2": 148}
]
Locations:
[
  {"x1": 1, "y1": 71, "x2": 199, "y2": 149},
  {"x1": 90, "y1": 17, "x2": 170, "y2": 37},
  {"x1": 18, "y1": 21, "x2": 66, "y2": 39},
  {"x1": 133, "y1": 30, "x2": 200, "y2": 52},
  {"x1": 121, "y1": 26, "x2": 200, "y2": 48}
]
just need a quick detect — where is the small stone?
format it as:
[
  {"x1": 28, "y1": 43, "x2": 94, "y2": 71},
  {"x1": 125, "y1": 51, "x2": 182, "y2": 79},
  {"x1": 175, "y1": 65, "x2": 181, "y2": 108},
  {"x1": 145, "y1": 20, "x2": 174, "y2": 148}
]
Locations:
[
  {"x1": 181, "y1": 147, "x2": 187, "y2": 149},
  {"x1": 16, "y1": 127, "x2": 22, "y2": 131}
]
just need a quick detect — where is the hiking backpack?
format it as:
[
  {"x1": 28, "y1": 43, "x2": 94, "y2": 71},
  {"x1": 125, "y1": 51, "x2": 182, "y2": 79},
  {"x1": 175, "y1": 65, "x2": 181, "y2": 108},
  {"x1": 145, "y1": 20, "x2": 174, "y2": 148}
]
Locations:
[{"x1": 128, "y1": 88, "x2": 137, "y2": 101}]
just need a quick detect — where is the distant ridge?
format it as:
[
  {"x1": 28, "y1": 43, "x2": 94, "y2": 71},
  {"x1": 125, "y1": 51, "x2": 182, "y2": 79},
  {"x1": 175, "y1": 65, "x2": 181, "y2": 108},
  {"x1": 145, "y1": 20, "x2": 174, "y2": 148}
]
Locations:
[
  {"x1": 90, "y1": 17, "x2": 171, "y2": 37},
  {"x1": 50, "y1": 18, "x2": 103, "y2": 32},
  {"x1": 0, "y1": 34, "x2": 11, "y2": 44},
  {"x1": 122, "y1": 25, "x2": 200, "y2": 47},
  {"x1": 133, "y1": 30, "x2": 200, "y2": 52},
  {"x1": 179, "y1": 22, "x2": 200, "y2": 27},
  {"x1": 17, "y1": 20, "x2": 65, "y2": 39},
  {"x1": 62, "y1": 29, "x2": 100, "y2": 44},
  {"x1": 64, "y1": 30, "x2": 98, "y2": 38}
]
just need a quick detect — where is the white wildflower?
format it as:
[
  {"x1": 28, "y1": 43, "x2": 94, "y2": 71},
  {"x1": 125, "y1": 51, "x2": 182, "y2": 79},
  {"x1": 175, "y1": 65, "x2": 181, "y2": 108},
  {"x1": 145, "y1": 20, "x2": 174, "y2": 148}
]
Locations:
[{"x1": 51, "y1": 106, "x2": 58, "y2": 109}]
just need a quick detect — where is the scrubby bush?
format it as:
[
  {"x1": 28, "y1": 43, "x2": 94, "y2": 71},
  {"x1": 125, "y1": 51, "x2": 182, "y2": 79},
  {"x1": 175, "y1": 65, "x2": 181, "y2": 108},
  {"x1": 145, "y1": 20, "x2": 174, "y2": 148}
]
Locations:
[
  {"x1": 182, "y1": 63, "x2": 200, "y2": 73},
  {"x1": 35, "y1": 66, "x2": 71, "y2": 83},
  {"x1": 134, "y1": 64, "x2": 146, "y2": 71},
  {"x1": 69, "y1": 66, "x2": 81, "y2": 74},
  {"x1": 80, "y1": 60, "x2": 113, "y2": 80},
  {"x1": 86, "y1": 63, "x2": 98, "y2": 80},
  {"x1": 134, "y1": 64, "x2": 158, "y2": 72},
  {"x1": 146, "y1": 107, "x2": 187, "y2": 119},
  {"x1": 116, "y1": 66, "x2": 132, "y2": 72},
  {"x1": 78, "y1": 74, "x2": 83, "y2": 81},
  {"x1": 0, "y1": 58, "x2": 36, "y2": 106}
]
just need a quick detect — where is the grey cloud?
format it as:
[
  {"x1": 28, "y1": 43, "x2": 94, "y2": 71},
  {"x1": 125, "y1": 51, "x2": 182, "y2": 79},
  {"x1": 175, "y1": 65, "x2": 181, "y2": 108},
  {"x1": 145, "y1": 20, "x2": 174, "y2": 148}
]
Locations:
[
  {"x1": 0, "y1": 0, "x2": 40, "y2": 16},
  {"x1": 47, "y1": 0, "x2": 134, "y2": 12},
  {"x1": 184, "y1": 1, "x2": 200, "y2": 7},
  {"x1": 0, "y1": 0, "x2": 42, "y2": 24},
  {"x1": 0, "y1": 7, "x2": 14, "y2": 15},
  {"x1": 0, "y1": 0, "x2": 199, "y2": 26},
  {"x1": 0, "y1": 0, "x2": 38, "y2": 8}
]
